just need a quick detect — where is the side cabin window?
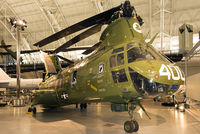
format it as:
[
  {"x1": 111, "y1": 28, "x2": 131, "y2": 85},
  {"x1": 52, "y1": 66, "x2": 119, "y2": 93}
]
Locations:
[
  {"x1": 71, "y1": 71, "x2": 77, "y2": 86},
  {"x1": 109, "y1": 55, "x2": 116, "y2": 67},
  {"x1": 112, "y1": 47, "x2": 124, "y2": 54},
  {"x1": 111, "y1": 69, "x2": 128, "y2": 83},
  {"x1": 117, "y1": 53, "x2": 124, "y2": 65},
  {"x1": 109, "y1": 47, "x2": 124, "y2": 68}
]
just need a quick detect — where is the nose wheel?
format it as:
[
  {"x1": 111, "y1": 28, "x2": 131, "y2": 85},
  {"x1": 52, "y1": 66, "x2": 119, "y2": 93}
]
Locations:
[{"x1": 124, "y1": 104, "x2": 139, "y2": 133}]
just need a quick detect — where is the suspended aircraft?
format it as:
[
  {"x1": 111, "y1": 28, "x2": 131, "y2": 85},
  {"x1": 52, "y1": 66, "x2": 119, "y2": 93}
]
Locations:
[
  {"x1": 0, "y1": 40, "x2": 91, "y2": 61},
  {"x1": 27, "y1": 1, "x2": 184, "y2": 133}
]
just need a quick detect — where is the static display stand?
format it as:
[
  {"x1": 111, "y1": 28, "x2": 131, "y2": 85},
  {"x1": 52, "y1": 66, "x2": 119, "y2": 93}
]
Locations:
[{"x1": 10, "y1": 18, "x2": 27, "y2": 107}]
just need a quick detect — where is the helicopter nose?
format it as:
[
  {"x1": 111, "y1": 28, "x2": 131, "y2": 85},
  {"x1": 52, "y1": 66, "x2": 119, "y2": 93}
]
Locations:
[{"x1": 128, "y1": 60, "x2": 184, "y2": 96}]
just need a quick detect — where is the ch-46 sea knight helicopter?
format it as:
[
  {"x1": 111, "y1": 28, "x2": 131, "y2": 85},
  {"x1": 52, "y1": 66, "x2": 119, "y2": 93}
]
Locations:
[{"x1": 28, "y1": 0, "x2": 184, "y2": 133}]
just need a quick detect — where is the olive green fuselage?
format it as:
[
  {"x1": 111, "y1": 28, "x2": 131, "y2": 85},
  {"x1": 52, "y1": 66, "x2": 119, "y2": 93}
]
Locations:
[{"x1": 32, "y1": 17, "x2": 184, "y2": 107}]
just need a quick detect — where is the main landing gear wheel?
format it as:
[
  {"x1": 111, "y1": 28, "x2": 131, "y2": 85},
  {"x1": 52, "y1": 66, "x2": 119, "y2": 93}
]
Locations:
[
  {"x1": 124, "y1": 103, "x2": 139, "y2": 133},
  {"x1": 124, "y1": 120, "x2": 139, "y2": 133},
  {"x1": 28, "y1": 106, "x2": 37, "y2": 114},
  {"x1": 80, "y1": 103, "x2": 87, "y2": 110}
]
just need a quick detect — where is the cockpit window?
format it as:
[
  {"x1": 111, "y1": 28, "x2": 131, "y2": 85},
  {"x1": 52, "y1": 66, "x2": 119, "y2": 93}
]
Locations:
[
  {"x1": 126, "y1": 42, "x2": 138, "y2": 50},
  {"x1": 128, "y1": 67, "x2": 169, "y2": 96},
  {"x1": 127, "y1": 46, "x2": 155, "y2": 63},
  {"x1": 109, "y1": 55, "x2": 116, "y2": 67},
  {"x1": 112, "y1": 47, "x2": 124, "y2": 54},
  {"x1": 147, "y1": 46, "x2": 167, "y2": 62},
  {"x1": 110, "y1": 49, "x2": 124, "y2": 67},
  {"x1": 117, "y1": 53, "x2": 124, "y2": 66},
  {"x1": 112, "y1": 69, "x2": 128, "y2": 83}
]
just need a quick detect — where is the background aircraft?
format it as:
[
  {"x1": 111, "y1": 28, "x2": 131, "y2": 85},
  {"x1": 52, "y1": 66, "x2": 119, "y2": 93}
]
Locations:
[
  {"x1": 0, "y1": 40, "x2": 93, "y2": 62},
  {"x1": 24, "y1": 1, "x2": 184, "y2": 133},
  {"x1": 0, "y1": 68, "x2": 42, "y2": 89}
]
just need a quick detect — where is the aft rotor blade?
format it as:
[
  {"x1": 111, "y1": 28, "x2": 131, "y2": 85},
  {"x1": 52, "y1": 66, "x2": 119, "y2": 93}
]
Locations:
[
  {"x1": 33, "y1": 5, "x2": 121, "y2": 47},
  {"x1": 20, "y1": 50, "x2": 40, "y2": 54},
  {"x1": 54, "y1": 24, "x2": 102, "y2": 53},
  {"x1": 0, "y1": 45, "x2": 12, "y2": 48},
  {"x1": 57, "y1": 55, "x2": 74, "y2": 64},
  {"x1": 20, "y1": 50, "x2": 54, "y2": 54},
  {"x1": 82, "y1": 42, "x2": 101, "y2": 55},
  {"x1": 62, "y1": 47, "x2": 92, "y2": 52},
  {"x1": 0, "y1": 52, "x2": 9, "y2": 55}
]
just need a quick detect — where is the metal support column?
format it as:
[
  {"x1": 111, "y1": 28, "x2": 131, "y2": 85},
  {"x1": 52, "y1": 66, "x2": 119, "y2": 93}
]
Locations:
[
  {"x1": 184, "y1": 57, "x2": 187, "y2": 93},
  {"x1": 16, "y1": 27, "x2": 21, "y2": 99},
  {"x1": 160, "y1": 0, "x2": 164, "y2": 51},
  {"x1": 149, "y1": 0, "x2": 152, "y2": 38},
  {"x1": 10, "y1": 18, "x2": 27, "y2": 107}
]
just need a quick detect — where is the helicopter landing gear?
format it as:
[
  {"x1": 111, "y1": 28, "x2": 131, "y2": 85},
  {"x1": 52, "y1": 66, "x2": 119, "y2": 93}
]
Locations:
[
  {"x1": 80, "y1": 103, "x2": 87, "y2": 110},
  {"x1": 124, "y1": 104, "x2": 139, "y2": 133},
  {"x1": 28, "y1": 105, "x2": 37, "y2": 114}
]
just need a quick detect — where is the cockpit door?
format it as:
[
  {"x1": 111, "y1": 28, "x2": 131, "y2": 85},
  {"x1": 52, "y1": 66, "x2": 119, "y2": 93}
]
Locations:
[{"x1": 109, "y1": 47, "x2": 129, "y2": 85}]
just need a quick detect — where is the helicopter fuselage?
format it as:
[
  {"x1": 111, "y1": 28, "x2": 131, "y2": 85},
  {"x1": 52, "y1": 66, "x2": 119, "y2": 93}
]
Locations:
[{"x1": 32, "y1": 17, "x2": 184, "y2": 108}]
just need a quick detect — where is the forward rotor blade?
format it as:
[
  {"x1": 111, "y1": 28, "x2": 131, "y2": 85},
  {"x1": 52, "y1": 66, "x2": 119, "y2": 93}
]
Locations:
[
  {"x1": 57, "y1": 55, "x2": 74, "y2": 64},
  {"x1": 82, "y1": 42, "x2": 101, "y2": 55},
  {"x1": 54, "y1": 24, "x2": 102, "y2": 53},
  {"x1": 33, "y1": 5, "x2": 121, "y2": 47},
  {"x1": 62, "y1": 47, "x2": 92, "y2": 52}
]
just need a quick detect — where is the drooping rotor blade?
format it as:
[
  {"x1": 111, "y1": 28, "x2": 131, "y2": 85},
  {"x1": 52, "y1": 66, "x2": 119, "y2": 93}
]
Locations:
[
  {"x1": 33, "y1": 5, "x2": 121, "y2": 47},
  {"x1": 20, "y1": 50, "x2": 54, "y2": 54},
  {"x1": 82, "y1": 42, "x2": 101, "y2": 55},
  {"x1": 20, "y1": 50, "x2": 40, "y2": 54},
  {"x1": 53, "y1": 24, "x2": 102, "y2": 53},
  {"x1": 0, "y1": 50, "x2": 54, "y2": 55},
  {"x1": 0, "y1": 45, "x2": 12, "y2": 48},
  {"x1": 57, "y1": 55, "x2": 74, "y2": 64},
  {"x1": 0, "y1": 52, "x2": 9, "y2": 55},
  {"x1": 62, "y1": 47, "x2": 92, "y2": 52}
]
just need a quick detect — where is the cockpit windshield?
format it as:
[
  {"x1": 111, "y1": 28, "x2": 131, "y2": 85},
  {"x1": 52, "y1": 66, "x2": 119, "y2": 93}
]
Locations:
[
  {"x1": 127, "y1": 46, "x2": 155, "y2": 63},
  {"x1": 128, "y1": 67, "x2": 169, "y2": 96}
]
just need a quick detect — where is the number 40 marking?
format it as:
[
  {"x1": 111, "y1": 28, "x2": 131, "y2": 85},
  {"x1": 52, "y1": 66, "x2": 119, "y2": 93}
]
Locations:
[{"x1": 159, "y1": 64, "x2": 185, "y2": 81}]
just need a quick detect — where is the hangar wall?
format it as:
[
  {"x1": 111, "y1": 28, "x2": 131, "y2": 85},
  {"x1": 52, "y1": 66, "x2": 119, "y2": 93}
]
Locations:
[
  {"x1": 178, "y1": 59, "x2": 200, "y2": 101},
  {"x1": 187, "y1": 72, "x2": 200, "y2": 101}
]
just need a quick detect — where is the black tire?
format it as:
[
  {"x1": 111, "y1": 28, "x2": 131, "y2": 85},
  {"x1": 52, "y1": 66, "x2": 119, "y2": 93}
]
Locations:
[
  {"x1": 124, "y1": 121, "x2": 134, "y2": 133},
  {"x1": 133, "y1": 120, "x2": 139, "y2": 132},
  {"x1": 124, "y1": 120, "x2": 139, "y2": 133},
  {"x1": 83, "y1": 103, "x2": 87, "y2": 109},
  {"x1": 28, "y1": 107, "x2": 32, "y2": 112},
  {"x1": 32, "y1": 107, "x2": 37, "y2": 114},
  {"x1": 80, "y1": 104, "x2": 84, "y2": 110}
]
